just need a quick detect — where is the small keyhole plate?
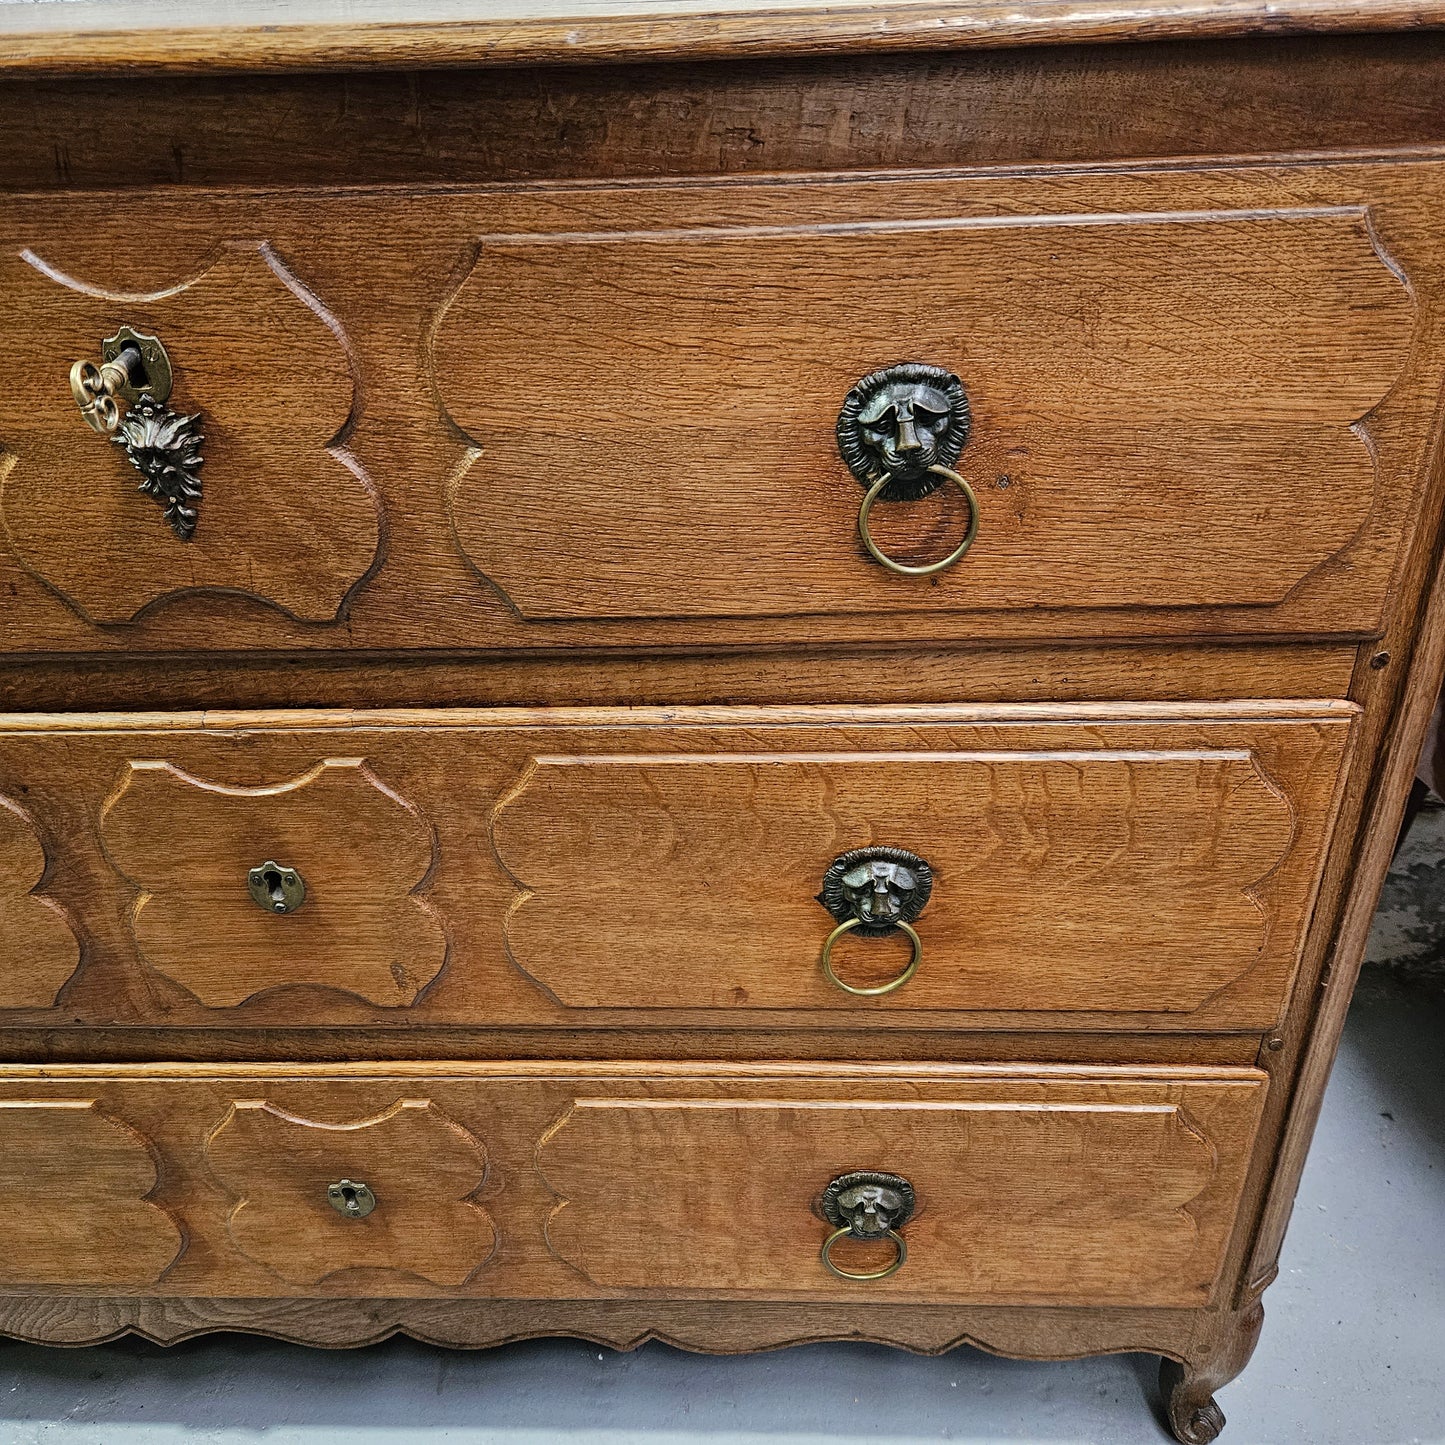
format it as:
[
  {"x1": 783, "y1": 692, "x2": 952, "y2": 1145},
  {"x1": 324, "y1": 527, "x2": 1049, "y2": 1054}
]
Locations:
[
  {"x1": 100, "y1": 324, "x2": 173, "y2": 404},
  {"x1": 326, "y1": 1179, "x2": 377, "y2": 1219},
  {"x1": 247, "y1": 860, "x2": 306, "y2": 914}
]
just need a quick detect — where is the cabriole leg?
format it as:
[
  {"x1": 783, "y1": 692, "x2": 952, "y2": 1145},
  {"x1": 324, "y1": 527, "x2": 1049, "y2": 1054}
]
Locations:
[{"x1": 1158, "y1": 1300, "x2": 1265, "y2": 1444}]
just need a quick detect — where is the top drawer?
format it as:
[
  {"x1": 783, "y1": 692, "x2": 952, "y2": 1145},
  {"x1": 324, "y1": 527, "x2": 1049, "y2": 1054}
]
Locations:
[{"x1": 0, "y1": 165, "x2": 1436, "y2": 654}]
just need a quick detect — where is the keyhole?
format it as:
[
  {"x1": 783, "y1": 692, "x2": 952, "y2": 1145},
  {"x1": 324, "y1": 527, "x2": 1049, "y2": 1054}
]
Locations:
[
  {"x1": 114, "y1": 342, "x2": 148, "y2": 392},
  {"x1": 339, "y1": 1185, "x2": 360, "y2": 1212},
  {"x1": 261, "y1": 867, "x2": 287, "y2": 911}
]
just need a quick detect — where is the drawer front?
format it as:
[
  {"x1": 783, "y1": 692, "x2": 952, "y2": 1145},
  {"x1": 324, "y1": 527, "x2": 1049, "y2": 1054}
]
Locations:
[
  {"x1": 0, "y1": 162, "x2": 1438, "y2": 655},
  {"x1": 0, "y1": 702, "x2": 1350, "y2": 1031},
  {"x1": 0, "y1": 1063, "x2": 1267, "y2": 1307}
]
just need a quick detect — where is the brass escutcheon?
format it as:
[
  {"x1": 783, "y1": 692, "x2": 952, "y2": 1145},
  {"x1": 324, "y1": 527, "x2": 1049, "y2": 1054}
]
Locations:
[
  {"x1": 68, "y1": 325, "x2": 203, "y2": 540},
  {"x1": 247, "y1": 861, "x2": 306, "y2": 915},
  {"x1": 819, "y1": 1170, "x2": 915, "y2": 1281},
  {"x1": 837, "y1": 363, "x2": 979, "y2": 577},
  {"x1": 817, "y1": 846, "x2": 932, "y2": 996},
  {"x1": 326, "y1": 1179, "x2": 376, "y2": 1219},
  {"x1": 69, "y1": 325, "x2": 173, "y2": 433}
]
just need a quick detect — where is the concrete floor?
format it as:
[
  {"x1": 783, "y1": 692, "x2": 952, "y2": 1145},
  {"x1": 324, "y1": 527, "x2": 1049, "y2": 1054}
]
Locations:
[{"x1": 1, "y1": 891, "x2": 1443, "y2": 1442}]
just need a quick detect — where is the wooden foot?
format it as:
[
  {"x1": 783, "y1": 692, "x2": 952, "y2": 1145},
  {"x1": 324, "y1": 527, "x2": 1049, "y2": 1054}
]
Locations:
[{"x1": 1158, "y1": 1301, "x2": 1265, "y2": 1444}]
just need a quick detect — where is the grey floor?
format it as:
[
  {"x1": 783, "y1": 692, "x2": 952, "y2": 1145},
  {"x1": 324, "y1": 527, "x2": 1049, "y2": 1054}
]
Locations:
[{"x1": 3, "y1": 839, "x2": 1444, "y2": 1443}]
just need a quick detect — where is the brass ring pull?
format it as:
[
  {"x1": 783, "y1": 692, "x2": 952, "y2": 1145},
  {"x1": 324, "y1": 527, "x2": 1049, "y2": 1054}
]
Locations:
[
  {"x1": 820, "y1": 1171, "x2": 915, "y2": 1282},
  {"x1": 821, "y1": 916, "x2": 921, "y2": 996},
  {"x1": 818, "y1": 845, "x2": 933, "y2": 997},
  {"x1": 837, "y1": 363, "x2": 978, "y2": 578},
  {"x1": 858, "y1": 463, "x2": 979, "y2": 577},
  {"x1": 821, "y1": 1225, "x2": 907, "y2": 1281}
]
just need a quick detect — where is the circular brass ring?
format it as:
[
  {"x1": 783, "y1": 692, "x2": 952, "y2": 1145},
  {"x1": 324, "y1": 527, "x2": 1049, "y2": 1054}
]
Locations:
[
  {"x1": 858, "y1": 463, "x2": 979, "y2": 577},
  {"x1": 821, "y1": 1226, "x2": 908, "y2": 1281},
  {"x1": 820, "y1": 916, "x2": 922, "y2": 997}
]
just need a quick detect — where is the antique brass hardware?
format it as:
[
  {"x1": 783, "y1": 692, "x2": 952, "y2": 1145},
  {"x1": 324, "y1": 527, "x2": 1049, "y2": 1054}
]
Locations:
[
  {"x1": 69, "y1": 325, "x2": 204, "y2": 540},
  {"x1": 247, "y1": 861, "x2": 306, "y2": 915},
  {"x1": 326, "y1": 1179, "x2": 377, "y2": 1219},
  {"x1": 71, "y1": 350, "x2": 142, "y2": 434},
  {"x1": 820, "y1": 1170, "x2": 915, "y2": 1281},
  {"x1": 817, "y1": 845, "x2": 932, "y2": 996},
  {"x1": 857, "y1": 465, "x2": 979, "y2": 576},
  {"x1": 837, "y1": 362, "x2": 979, "y2": 577},
  {"x1": 69, "y1": 325, "x2": 174, "y2": 430}
]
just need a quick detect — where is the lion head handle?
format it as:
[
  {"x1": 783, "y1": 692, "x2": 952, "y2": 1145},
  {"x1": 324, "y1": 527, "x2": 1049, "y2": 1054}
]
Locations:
[
  {"x1": 836, "y1": 362, "x2": 971, "y2": 502},
  {"x1": 820, "y1": 1170, "x2": 918, "y2": 1239},
  {"x1": 818, "y1": 845, "x2": 934, "y2": 937}
]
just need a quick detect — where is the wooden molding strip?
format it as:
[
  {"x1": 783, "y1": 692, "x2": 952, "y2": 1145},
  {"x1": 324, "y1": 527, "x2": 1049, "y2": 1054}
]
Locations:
[
  {"x1": 0, "y1": 1, "x2": 1443, "y2": 77},
  {"x1": 0, "y1": 699, "x2": 1362, "y2": 735},
  {"x1": 0, "y1": 1059, "x2": 1267, "y2": 1080}
]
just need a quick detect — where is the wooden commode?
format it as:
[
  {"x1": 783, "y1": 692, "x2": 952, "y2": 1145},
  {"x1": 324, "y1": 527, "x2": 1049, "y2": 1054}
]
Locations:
[{"x1": 0, "y1": 2, "x2": 1443, "y2": 1438}]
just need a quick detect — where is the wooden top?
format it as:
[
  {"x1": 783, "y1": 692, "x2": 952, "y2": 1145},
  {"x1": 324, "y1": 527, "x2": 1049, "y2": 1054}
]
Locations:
[{"x1": 0, "y1": 0, "x2": 1441, "y2": 75}]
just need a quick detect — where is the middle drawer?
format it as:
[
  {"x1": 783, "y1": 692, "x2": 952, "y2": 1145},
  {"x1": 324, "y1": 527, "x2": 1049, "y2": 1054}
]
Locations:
[{"x1": 0, "y1": 701, "x2": 1352, "y2": 1032}]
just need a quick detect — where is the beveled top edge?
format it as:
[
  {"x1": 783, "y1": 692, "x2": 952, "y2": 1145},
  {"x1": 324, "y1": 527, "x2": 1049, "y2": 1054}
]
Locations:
[{"x1": 0, "y1": 0, "x2": 1440, "y2": 77}]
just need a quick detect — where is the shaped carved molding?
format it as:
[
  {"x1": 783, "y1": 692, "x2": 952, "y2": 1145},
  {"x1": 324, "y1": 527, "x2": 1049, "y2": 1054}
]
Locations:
[
  {"x1": 0, "y1": 1293, "x2": 1205, "y2": 1359},
  {"x1": 491, "y1": 746, "x2": 1299, "y2": 1014},
  {"x1": 0, "y1": 241, "x2": 378, "y2": 624},
  {"x1": 537, "y1": 1080, "x2": 1265, "y2": 1305},
  {"x1": 100, "y1": 758, "x2": 448, "y2": 1008},
  {"x1": 206, "y1": 1098, "x2": 494, "y2": 1287},
  {"x1": 0, "y1": 1100, "x2": 183, "y2": 1287},
  {"x1": 0, "y1": 794, "x2": 81, "y2": 1007},
  {"x1": 435, "y1": 206, "x2": 1412, "y2": 624}
]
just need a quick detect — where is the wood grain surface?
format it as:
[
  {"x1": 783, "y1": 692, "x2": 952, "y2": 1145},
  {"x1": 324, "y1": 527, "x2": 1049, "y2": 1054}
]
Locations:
[
  {"x1": 0, "y1": 1062, "x2": 1266, "y2": 1307},
  {"x1": 493, "y1": 739, "x2": 1333, "y2": 1014},
  {"x1": 4, "y1": 40, "x2": 1445, "y2": 193},
  {"x1": 0, "y1": 1099, "x2": 182, "y2": 1287},
  {"x1": 439, "y1": 207, "x2": 1410, "y2": 623},
  {"x1": 101, "y1": 758, "x2": 446, "y2": 1008},
  {"x1": 0, "y1": 793, "x2": 80, "y2": 1007},
  {"x1": 0, "y1": 702, "x2": 1353, "y2": 1033},
  {"x1": 206, "y1": 1097, "x2": 494, "y2": 1286},
  {"x1": 0, "y1": 242, "x2": 376, "y2": 624},
  {"x1": 0, "y1": 642, "x2": 1361, "y2": 715},
  {"x1": 538, "y1": 1075, "x2": 1266, "y2": 1305},
  {"x1": 0, "y1": 161, "x2": 1441, "y2": 654},
  {"x1": 0, "y1": 0, "x2": 1442, "y2": 76},
  {"x1": 0, "y1": 1293, "x2": 1248, "y2": 1389}
]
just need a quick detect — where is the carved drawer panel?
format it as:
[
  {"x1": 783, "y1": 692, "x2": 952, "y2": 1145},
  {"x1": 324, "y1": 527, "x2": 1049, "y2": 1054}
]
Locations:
[
  {"x1": 205, "y1": 1097, "x2": 494, "y2": 1287},
  {"x1": 0, "y1": 1063, "x2": 1265, "y2": 1307},
  {"x1": 0, "y1": 793, "x2": 80, "y2": 1008},
  {"x1": 0, "y1": 702, "x2": 1351, "y2": 1031},
  {"x1": 535, "y1": 1069, "x2": 1269, "y2": 1306},
  {"x1": 492, "y1": 738, "x2": 1320, "y2": 1016},
  {"x1": 99, "y1": 756, "x2": 447, "y2": 1008},
  {"x1": 435, "y1": 199, "x2": 1415, "y2": 631},
  {"x1": 0, "y1": 1100, "x2": 182, "y2": 1287},
  {"x1": 0, "y1": 238, "x2": 378, "y2": 629}
]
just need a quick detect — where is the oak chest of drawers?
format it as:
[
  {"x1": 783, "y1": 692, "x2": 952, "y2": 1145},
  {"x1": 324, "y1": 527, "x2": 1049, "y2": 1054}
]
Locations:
[{"x1": 1, "y1": 2, "x2": 1444, "y2": 1438}]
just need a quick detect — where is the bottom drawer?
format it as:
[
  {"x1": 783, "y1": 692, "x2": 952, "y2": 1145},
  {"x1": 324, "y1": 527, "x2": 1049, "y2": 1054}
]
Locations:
[{"x1": 0, "y1": 1063, "x2": 1266, "y2": 1308}]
